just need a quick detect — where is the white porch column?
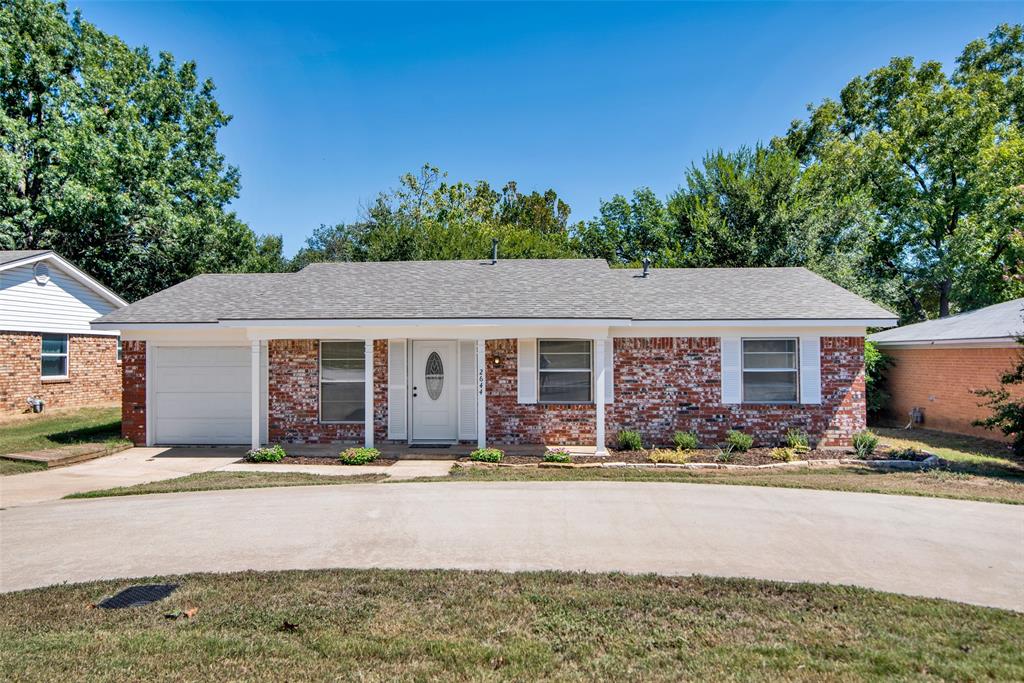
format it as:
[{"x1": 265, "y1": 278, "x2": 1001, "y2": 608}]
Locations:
[
  {"x1": 476, "y1": 339, "x2": 486, "y2": 449},
  {"x1": 593, "y1": 337, "x2": 608, "y2": 456},
  {"x1": 250, "y1": 339, "x2": 261, "y2": 450},
  {"x1": 364, "y1": 339, "x2": 375, "y2": 448}
]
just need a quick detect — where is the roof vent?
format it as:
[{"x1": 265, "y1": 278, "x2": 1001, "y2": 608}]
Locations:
[
  {"x1": 641, "y1": 257, "x2": 651, "y2": 278},
  {"x1": 33, "y1": 261, "x2": 50, "y2": 284},
  {"x1": 491, "y1": 238, "x2": 499, "y2": 265}
]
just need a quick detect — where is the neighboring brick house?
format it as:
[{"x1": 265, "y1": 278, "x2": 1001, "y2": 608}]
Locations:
[
  {"x1": 0, "y1": 250, "x2": 126, "y2": 415},
  {"x1": 870, "y1": 298, "x2": 1024, "y2": 442},
  {"x1": 93, "y1": 259, "x2": 897, "y2": 451}
]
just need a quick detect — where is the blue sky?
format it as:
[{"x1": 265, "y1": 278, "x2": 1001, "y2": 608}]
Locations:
[{"x1": 73, "y1": 1, "x2": 1018, "y2": 256}]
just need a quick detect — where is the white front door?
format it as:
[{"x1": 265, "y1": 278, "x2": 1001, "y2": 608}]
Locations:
[{"x1": 411, "y1": 340, "x2": 458, "y2": 442}]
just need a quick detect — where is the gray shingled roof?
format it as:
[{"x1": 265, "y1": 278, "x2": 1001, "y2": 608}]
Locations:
[
  {"x1": 94, "y1": 259, "x2": 897, "y2": 325},
  {"x1": 0, "y1": 250, "x2": 50, "y2": 267},
  {"x1": 870, "y1": 298, "x2": 1024, "y2": 344}
]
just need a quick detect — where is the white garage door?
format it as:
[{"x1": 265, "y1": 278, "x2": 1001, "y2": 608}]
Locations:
[{"x1": 153, "y1": 346, "x2": 251, "y2": 445}]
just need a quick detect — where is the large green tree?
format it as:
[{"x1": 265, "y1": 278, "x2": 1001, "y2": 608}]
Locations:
[
  {"x1": 784, "y1": 23, "x2": 1024, "y2": 321},
  {"x1": 290, "y1": 165, "x2": 580, "y2": 268},
  {"x1": 0, "y1": 0, "x2": 282, "y2": 300}
]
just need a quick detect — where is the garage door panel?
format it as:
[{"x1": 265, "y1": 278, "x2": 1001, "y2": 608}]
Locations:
[
  {"x1": 155, "y1": 347, "x2": 250, "y2": 368},
  {"x1": 154, "y1": 418, "x2": 250, "y2": 444},
  {"x1": 155, "y1": 367, "x2": 251, "y2": 393},
  {"x1": 153, "y1": 346, "x2": 251, "y2": 445}
]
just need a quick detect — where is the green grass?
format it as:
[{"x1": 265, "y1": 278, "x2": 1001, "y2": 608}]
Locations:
[
  {"x1": 875, "y1": 427, "x2": 1021, "y2": 472},
  {"x1": 65, "y1": 470, "x2": 386, "y2": 498},
  {"x1": 0, "y1": 569, "x2": 1020, "y2": 681},
  {"x1": 0, "y1": 458, "x2": 47, "y2": 475},
  {"x1": 425, "y1": 464, "x2": 1024, "y2": 505},
  {"x1": 0, "y1": 406, "x2": 127, "y2": 456}
]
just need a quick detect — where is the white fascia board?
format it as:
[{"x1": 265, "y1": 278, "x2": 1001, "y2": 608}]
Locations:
[
  {"x1": 91, "y1": 321, "x2": 219, "y2": 330},
  {"x1": 3, "y1": 252, "x2": 128, "y2": 308},
  {"x1": 217, "y1": 317, "x2": 632, "y2": 328},
  {"x1": 872, "y1": 338, "x2": 1018, "y2": 349},
  {"x1": 629, "y1": 318, "x2": 898, "y2": 328}
]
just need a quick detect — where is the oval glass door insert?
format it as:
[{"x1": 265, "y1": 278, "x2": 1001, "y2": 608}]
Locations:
[{"x1": 425, "y1": 351, "x2": 444, "y2": 400}]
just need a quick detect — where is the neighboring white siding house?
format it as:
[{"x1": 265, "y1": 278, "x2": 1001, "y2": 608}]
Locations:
[{"x1": 0, "y1": 250, "x2": 127, "y2": 414}]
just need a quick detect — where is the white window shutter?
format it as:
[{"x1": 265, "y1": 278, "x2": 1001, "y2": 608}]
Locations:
[
  {"x1": 457, "y1": 340, "x2": 477, "y2": 440},
  {"x1": 387, "y1": 340, "x2": 407, "y2": 439},
  {"x1": 604, "y1": 338, "x2": 614, "y2": 403},
  {"x1": 799, "y1": 336, "x2": 822, "y2": 404},
  {"x1": 517, "y1": 339, "x2": 537, "y2": 404},
  {"x1": 720, "y1": 336, "x2": 741, "y2": 404}
]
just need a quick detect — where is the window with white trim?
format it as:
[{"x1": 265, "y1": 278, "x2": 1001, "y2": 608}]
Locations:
[
  {"x1": 538, "y1": 340, "x2": 592, "y2": 403},
  {"x1": 116, "y1": 336, "x2": 122, "y2": 362},
  {"x1": 742, "y1": 338, "x2": 798, "y2": 403},
  {"x1": 320, "y1": 341, "x2": 365, "y2": 423},
  {"x1": 41, "y1": 334, "x2": 68, "y2": 378}
]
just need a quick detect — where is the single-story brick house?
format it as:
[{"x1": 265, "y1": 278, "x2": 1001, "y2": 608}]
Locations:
[
  {"x1": 91, "y1": 259, "x2": 897, "y2": 453},
  {"x1": 869, "y1": 298, "x2": 1023, "y2": 441},
  {"x1": 1, "y1": 250, "x2": 126, "y2": 415}
]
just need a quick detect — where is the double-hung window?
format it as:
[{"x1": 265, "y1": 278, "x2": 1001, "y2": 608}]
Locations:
[
  {"x1": 320, "y1": 341, "x2": 365, "y2": 423},
  {"x1": 742, "y1": 338, "x2": 798, "y2": 403},
  {"x1": 41, "y1": 334, "x2": 68, "y2": 378},
  {"x1": 538, "y1": 340, "x2": 592, "y2": 403}
]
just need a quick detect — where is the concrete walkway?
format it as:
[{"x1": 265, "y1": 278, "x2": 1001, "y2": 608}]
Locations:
[
  {"x1": 219, "y1": 460, "x2": 454, "y2": 480},
  {"x1": 1, "y1": 482, "x2": 1021, "y2": 611},
  {"x1": 0, "y1": 447, "x2": 242, "y2": 507}
]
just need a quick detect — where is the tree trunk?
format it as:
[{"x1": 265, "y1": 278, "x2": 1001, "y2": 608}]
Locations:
[{"x1": 938, "y1": 279, "x2": 952, "y2": 318}]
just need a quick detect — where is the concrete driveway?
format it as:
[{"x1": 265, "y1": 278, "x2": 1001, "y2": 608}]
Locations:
[
  {"x1": 0, "y1": 447, "x2": 242, "y2": 507},
  {"x1": 1, "y1": 482, "x2": 1021, "y2": 611}
]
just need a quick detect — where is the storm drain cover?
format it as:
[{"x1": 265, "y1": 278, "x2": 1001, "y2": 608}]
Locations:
[{"x1": 97, "y1": 584, "x2": 178, "y2": 609}]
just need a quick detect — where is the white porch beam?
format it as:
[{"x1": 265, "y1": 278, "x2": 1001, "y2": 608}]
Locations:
[
  {"x1": 250, "y1": 339, "x2": 261, "y2": 450},
  {"x1": 593, "y1": 337, "x2": 608, "y2": 456},
  {"x1": 364, "y1": 339, "x2": 375, "y2": 448},
  {"x1": 476, "y1": 339, "x2": 486, "y2": 449}
]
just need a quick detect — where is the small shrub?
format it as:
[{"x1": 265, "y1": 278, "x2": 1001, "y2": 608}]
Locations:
[
  {"x1": 339, "y1": 447, "x2": 380, "y2": 465},
  {"x1": 649, "y1": 448, "x2": 692, "y2": 464},
  {"x1": 852, "y1": 430, "x2": 879, "y2": 458},
  {"x1": 717, "y1": 446, "x2": 736, "y2": 463},
  {"x1": 245, "y1": 445, "x2": 286, "y2": 463},
  {"x1": 725, "y1": 429, "x2": 753, "y2": 453},
  {"x1": 470, "y1": 447, "x2": 504, "y2": 463},
  {"x1": 785, "y1": 428, "x2": 810, "y2": 452},
  {"x1": 771, "y1": 447, "x2": 796, "y2": 462},
  {"x1": 672, "y1": 430, "x2": 700, "y2": 451},
  {"x1": 616, "y1": 430, "x2": 644, "y2": 451},
  {"x1": 543, "y1": 448, "x2": 573, "y2": 463}
]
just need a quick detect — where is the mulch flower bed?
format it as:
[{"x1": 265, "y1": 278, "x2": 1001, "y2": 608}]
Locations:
[
  {"x1": 277, "y1": 456, "x2": 395, "y2": 467},
  {"x1": 459, "y1": 444, "x2": 931, "y2": 467}
]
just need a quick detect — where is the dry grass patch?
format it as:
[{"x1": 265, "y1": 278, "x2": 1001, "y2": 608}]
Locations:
[
  {"x1": 0, "y1": 569, "x2": 1021, "y2": 681},
  {"x1": 0, "y1": 406, "x2": 127, "y2": 457},
  {"x1": 0, "y1": 458, "x2": 48, "y2": 476},
  {"x1": 433, "y1": 464, "x2": 1024, "y2": 505},
  {"x1": 66, "y1": 470, "x2": 386, "y2": 498}
]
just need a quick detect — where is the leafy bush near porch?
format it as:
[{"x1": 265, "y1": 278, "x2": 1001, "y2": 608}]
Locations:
[
  {"x1": 725, "y1": 430, "x2": 753, "y2": 453},
  {"x1": 245, "y1": 445, "x2": 286, "y2": 463},
  {"x1": 649, "y1": 449, "x2": 693, "y2": 464},
  {"x1": 470, "y1": 447, "x2": 504, "y2": 463},
  {"x1": 785, "y1": 428, "x2": 810, "y2": 452},
  {"x1": 672, "y1": 430, "x2": 699, "y2": 451},
  {"x1": 616, "y1": 430, "x2": 643, "y2": 451},
  {"x1": 852, "y1": 430, "x2": 879, "y2": 458},
  {"x1": 339, "y1": 447, "x2": 380, "y2": 465},
  {"x1": 543, "y1": 449, "x2": 573, "y2": 463},
  {"x1": 771, "y1": 447, "x2": 796, "y2": 462}
]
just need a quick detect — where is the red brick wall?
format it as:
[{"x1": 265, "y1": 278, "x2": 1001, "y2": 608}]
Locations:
[
  {"x1": 268, "y1": 339, "x2": 388, "y2": 444},
  {"x1": 882, "y1": 346, "x2": 1021, "y2": 441},
  {"x1": 486, "y1": 336, "x2": 865, "y2": 448},
  {"x1": 121, "y1": 340, "x2": 146, "y2": 445},
  {"x1": 0, "y1": 331, "x2": 121, "y2": 415}
]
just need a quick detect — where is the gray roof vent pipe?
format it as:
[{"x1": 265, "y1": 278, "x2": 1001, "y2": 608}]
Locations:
[
  {"x1": 642, "y1": 257, "x2": 651, "y2": 278},
  {"x1": 491, "y1": 238, "x2": 499, "y2": 265}
]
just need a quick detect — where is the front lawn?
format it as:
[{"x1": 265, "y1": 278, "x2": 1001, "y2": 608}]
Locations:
[
  {"x1": 0, "y1": 406, "x2": 127, "y2": 456},
  {"x1": 0, "y1": 458, "x2": 47, "y2": 476},
  {"x1": 432, "y1": 464, "x2": 1024, "y2": 505},
  {"x1": 65, "y1": 470, "x2": 386, "y2": 498},
  {"x1": 1, "y1": 569, "x2": 1020, "y2": 681},
  {"x1": 874, "y1": 427, "x2": 1021, "y2": 472}
]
